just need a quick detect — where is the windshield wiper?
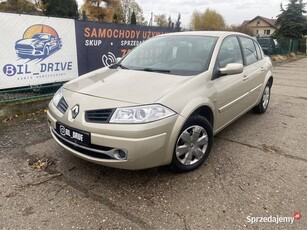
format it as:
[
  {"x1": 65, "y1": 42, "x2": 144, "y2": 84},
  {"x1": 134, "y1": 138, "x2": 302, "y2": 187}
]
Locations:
[
  {"x1": 142, "y1": 68, "x2": 171, "y2": 73},
  {"x1": 109, "y1": 63, "x2": 129, "y2": 70}
]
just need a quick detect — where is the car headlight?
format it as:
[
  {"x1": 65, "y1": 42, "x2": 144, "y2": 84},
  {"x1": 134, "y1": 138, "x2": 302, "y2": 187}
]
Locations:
[
  {"x1": 109, "y1": 104, "x2": 176, "y2": 124},
  {"x1": 52, "y1": 87, "x2": 63, "y2": 107}
]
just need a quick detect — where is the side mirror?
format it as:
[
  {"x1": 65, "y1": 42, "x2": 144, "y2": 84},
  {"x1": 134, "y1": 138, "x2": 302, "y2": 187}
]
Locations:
[{"x1": 219, "y1": 63, "x2": 243, "y2": 76}]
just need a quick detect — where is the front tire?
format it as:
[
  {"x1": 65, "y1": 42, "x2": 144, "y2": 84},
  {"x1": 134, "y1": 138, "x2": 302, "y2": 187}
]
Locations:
[
  {"x1": 171, "y1": 115, "x2": 213, "y2": 173},
  {"x1": 43, "y1": 46, "x2": 50, "y2": 57},
  {"x1": 253, "y1": 83, "x2": 271, "y2": 114}
]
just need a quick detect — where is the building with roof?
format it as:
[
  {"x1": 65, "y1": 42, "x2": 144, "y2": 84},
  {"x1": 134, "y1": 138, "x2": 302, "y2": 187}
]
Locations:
[{"x1": 242, "y1": 16, "x2": 278, "y2": 37}]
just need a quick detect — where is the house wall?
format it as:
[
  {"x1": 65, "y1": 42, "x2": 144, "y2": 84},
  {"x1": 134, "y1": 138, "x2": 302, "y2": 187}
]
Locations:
[{"x1": 246, "y1": 19, "x2": 276, "y2": 37}]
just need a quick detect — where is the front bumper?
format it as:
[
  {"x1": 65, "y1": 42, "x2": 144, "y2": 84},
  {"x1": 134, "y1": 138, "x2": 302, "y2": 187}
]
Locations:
[
  {"x1": 47, "y1": 101, "x2": 184, "y2": 170},
  {"x1": 16, "y1": 47, "x2": 44, "y2": 56}
]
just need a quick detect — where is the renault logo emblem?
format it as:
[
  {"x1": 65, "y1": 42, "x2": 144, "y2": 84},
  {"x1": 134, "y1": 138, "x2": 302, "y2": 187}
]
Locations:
[{"x1": 71, "y1": 104, "x2": 79, "y2": 119}]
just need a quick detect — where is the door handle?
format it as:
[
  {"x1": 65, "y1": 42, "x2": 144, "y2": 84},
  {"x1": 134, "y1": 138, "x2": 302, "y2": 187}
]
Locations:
[{"x1": 243, "y1": 75, "x2": 249, "y2": 81}]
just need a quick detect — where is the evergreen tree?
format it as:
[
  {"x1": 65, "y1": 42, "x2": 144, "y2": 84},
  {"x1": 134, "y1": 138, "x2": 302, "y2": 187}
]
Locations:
[
  {"x1": 175, "y1": 13, "x2": 181, "y2": 32},
  {"x1": 168, "y1": 15, "x2": 172, "y2": 27},
  {"x1": 130, "y1": 10, "x2": 136, "y2": 24},
  {"x1": 274, "y1": 0, "x2": 307, "y2": 39}
]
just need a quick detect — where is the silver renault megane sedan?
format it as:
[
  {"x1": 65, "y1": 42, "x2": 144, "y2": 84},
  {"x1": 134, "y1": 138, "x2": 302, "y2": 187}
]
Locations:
[{"x1": 47, "y1": 31, "x2": 273, "y2": 172}]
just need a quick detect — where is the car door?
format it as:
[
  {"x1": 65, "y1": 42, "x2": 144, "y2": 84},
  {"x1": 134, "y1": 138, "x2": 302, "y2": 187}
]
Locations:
[
  {"x1": 239, "y1": 36, "x2": 267, "y2": 107},
  {"x1": 213, "y1": 36, "x2": 250, "y2": 131}
]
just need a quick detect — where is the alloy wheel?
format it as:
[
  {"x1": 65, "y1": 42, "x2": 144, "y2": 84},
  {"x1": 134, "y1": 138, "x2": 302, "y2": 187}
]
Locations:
[{"x1": 175, "y1": 125, "x2": 208, "y2": 166}]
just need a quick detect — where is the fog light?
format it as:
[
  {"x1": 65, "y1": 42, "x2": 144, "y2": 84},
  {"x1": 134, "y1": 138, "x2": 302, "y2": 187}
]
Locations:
[{"x1": 114, "y1": 149, "x2": 127, "y2": 160}]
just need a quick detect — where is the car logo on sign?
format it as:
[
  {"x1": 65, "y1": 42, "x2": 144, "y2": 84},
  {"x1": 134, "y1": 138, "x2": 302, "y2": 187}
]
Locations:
[
  {"x1": 15, "y1": 24, "x2": 62, "y2": 62},
  {"x1": 60, "y1": 125, "x2": 66, "y2": 136},
  {"x1": 71, "y1": 104, "x2": 79, "y2": 119}
]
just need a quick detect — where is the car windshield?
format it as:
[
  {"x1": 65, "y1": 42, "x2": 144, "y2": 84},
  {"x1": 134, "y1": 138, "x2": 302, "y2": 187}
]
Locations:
[
  {"x1": 120, "y1": 35, "x2": 218, "y2": 76},
  {"x1": 32, "y1": 34, "x2": 49, "y2": 40}
]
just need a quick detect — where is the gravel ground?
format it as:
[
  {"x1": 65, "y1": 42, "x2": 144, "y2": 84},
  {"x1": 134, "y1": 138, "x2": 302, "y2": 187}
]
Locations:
[{"x1": 0, "y1": 58, "x2": 306, "y2": 230}]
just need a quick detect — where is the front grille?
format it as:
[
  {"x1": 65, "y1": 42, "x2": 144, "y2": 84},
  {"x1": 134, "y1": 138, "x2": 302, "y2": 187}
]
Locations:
[
  {"x1": 85, "y1": 109, "x2": 114, "y2": 123},
  {"x1": 16, "y1": 44, "x2": 32, "y2": 49},
  {"x1": 17, "y1": 48, "x2": 33, "y2": 54},
  {"x1": 57, "y1": 97, "x2": 68, "y2": 114}
]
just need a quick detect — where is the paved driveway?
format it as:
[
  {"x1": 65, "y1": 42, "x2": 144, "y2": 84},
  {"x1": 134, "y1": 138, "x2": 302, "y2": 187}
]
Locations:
[{"x1": 1, "y1": 58, "x2": 306, "y2": 229}]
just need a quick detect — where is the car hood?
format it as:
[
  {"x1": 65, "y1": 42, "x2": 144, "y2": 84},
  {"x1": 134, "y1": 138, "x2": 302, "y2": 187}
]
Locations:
[
  {"x1": 64, "y1": 68, "x2": 190, "y2": 104},
  {"x1": 16, "y1": 38, "x2": 43, "y2": 46}
]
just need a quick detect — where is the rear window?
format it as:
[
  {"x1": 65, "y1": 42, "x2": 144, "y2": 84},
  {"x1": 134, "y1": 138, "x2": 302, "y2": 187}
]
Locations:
[
  {"x1": 254, "y1": 41, "x2": 263, "y2": 60},
  {"x1": 239, "y1": 37, "x2": 259, "y2": 65}
]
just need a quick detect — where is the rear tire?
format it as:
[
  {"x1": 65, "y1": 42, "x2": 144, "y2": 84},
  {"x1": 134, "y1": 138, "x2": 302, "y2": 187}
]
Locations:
[
  {"x1": 43, "y1": 46, "x2": 50, "y2": 56},
  {"x1": 253, "y1": 83, "x2": 271, "y2": 114},
  {"x1": 171, "y1": 115, "x2": 213, "y2": 173}
]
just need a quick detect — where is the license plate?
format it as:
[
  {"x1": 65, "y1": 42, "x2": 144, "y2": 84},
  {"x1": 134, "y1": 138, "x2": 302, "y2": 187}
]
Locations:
[{"x1": 55, "y1": 122, "x2": 90, "y2": 146}]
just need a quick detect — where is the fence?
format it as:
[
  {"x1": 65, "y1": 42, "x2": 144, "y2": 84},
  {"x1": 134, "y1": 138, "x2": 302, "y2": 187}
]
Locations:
[
  {"x1": 276, "y1": 38, "x2": 300, "y2": 55},
  {"x1": 0, "y1": 83, "x2": 62, "y2": 106},
  {"x1": 256, "y1": 37, "x2": 305, "y2": 55}
]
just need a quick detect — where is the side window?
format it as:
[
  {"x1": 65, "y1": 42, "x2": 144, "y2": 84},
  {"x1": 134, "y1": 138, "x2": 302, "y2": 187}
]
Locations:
[
  {"x1": 217, "y1": 36, "x2": 243, "y2": 68},
  {"x1": 240, "y1": 37, "x2": 258, "y2": 65},
  {"x1": 254, "y1": 40, "x2": 263, "y2": 60}
]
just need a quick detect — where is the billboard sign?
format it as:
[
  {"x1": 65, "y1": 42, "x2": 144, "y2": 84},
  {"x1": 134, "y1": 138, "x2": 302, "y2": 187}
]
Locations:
[
  {"x1": 75, "y1": 21, "x2": 173, "y2": 75},
  {"x1": 0, "y1": 13, "x2": 78, "y2": 90}
]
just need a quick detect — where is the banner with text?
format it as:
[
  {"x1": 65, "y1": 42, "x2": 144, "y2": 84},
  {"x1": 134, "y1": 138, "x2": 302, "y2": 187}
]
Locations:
[
  {"x1": 0, "y1": 13, "x2": 78, "y2": 90},
  {"x1": 75, "y1": 21, "x2": 173, "y2": 75}
]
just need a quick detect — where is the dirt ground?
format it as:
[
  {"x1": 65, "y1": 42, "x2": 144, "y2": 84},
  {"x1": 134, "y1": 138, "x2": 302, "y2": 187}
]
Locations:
[{"x1": 0, "y1": 58, "x2": 306, "y2": 229}]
